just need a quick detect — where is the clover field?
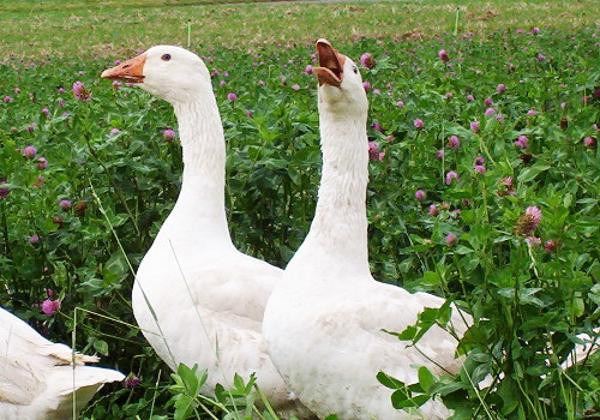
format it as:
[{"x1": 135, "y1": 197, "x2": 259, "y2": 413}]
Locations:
[{"x1": 0, "y1": 2, "x2": 599, "y2": 419}]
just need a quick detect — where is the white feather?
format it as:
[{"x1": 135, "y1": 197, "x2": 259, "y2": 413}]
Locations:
[
  {"x1": 0, "y1": 307, "x2": 124, "y2": 420},
  {"x1": 264, "y1": 45, "x2": 466, "y2": 419},
  {"x1": 127, "y1": 45, "x2": 312, "y2": 418}
]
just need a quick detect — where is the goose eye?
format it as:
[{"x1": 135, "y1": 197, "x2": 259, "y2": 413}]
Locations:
[
  {"x1": 161, "y1": 54, "x2": 171, "y2": 62},
  {"x1": 352, "y1": 66, "x2": 358, "y2": 74}
]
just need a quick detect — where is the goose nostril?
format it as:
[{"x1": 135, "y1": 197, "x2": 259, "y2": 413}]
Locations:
[{"x1": 122, "y1": 64, "x2": 130, "y2": 69}]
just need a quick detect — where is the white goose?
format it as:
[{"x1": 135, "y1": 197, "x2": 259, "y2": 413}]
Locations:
[
  {"x1": 263, "y1": 40, "x2": 471, "y2": 419},
  {"x1": 0, "y1": 307, "x2": 124, "y2": 419},
  {"x1": 101, "y1": 46, "x2": 311, "y2": 417}
]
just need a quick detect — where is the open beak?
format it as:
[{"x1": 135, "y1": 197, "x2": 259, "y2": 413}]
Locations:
[
  {"x1": 314, "y1": 39, "x2": 345, "y2": 88},
  {"x1": 101, "y1": 53, "x2": 146, "y2": 83}
]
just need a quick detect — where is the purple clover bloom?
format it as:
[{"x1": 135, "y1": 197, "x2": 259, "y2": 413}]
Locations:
[
  {"x1": 362, "y1": 81, "x2": 371, "y2": 92},
  {"x1": 163, "y1": 128, "x2": 176, "y2": 141},
  {"x1": 435, "y1": 149, "x2": 445, "y2": 160},
  {"x1": 438, "y1": 49, "x2": 449, "y2": 62},
  {"x1": 470, "y1": 121, "x2": 480, "y2": 133},
  {"x1": 29, "y1": 234, "x2": 40, "y2": 245},
  {"x1": 446, "y1": 233, "x2": 458, "y2": 246},
  {"x1": 515, "y1": 135, "x2": 529, "y2": 149},
  {"x1": 544, "y1": 240, "x2": 557, "y2": 253},
  {"x1": 59, "y1": 199, "x2": 72, "y2": 210},
  {"x1": 484, "y1": 97, "x2": 493, "y2": 107},
  {"x1": 525, "y1": 206, "x2": 542, "y2": 228},
  {"x1": 428, "y1": 204, "x2": 439, "y2": 216},
  {"x1": 415, "y1": 190, "x2": 426, "y2": 201},
  {"x1": 41, "y1": 299, "x2": 61, "y2": 316},
  {"x1": 368, "y1": 141, "x2": 384, "y2": 161},
  {"x1": 37, "y1": 157, "x2": 48, "y2": 170},
  {"x1": 583, "y1": 136, "x2": 596, "y2": 148},
  {"x1": 466, "y1": 94, "x2": 475, "y2": 102},
  {"x1": 3, "y1": 95, "x2": 13, "y2": 103},
  {"x1": 527, "y1": 108, "x2": 538, "y2": 116},
  {"x1": 227, "y1": 92, "x2": 238, "y2": 102},
  {"x1": 396, "y1": 100, "x2": 404, "y2": 108},
  {"x1": 474, "y1": 165, "x2": 486, "y2": 174},
  {"x1": 445, "y1": 171, "x2": 459, "y2": 185},
  {"x1": 22, "y1": 145, "x2": 37, "y2": 158},
  {"x1": 72, "y1": 81, "x2": 91, "y2": 101},
  {"x1": 360, "y1": 53, "x2": 375, "y2": 69},
  {"x1": 496, "y1": 83, "x2": 506, "y2": 94},
  {"x1": 0, "y1": 179, "x2": 9, "y2": 200},
  {"x1": 304, "y1": 65, "x2": 313, "y2": 75},
  {"x1": 124, "y1": 376, "x2": 141, "y2": 389},
  {"x1": 448, "y1": 135, "x2": 460, "y2": 149},
  {"x1": 475, "y1": 155, "x2": 485, "y2": 165},
  {"x1": 414, "y1": 118, "x2": 424, "y2": 129}
]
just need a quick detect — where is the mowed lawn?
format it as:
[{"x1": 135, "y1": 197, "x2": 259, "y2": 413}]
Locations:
[{"x1": 1, "y1": 0, "x2": 599, "y2": 62}]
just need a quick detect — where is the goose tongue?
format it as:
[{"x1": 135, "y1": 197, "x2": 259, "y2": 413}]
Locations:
[
  {"x1": 314, "y1": 39, "x2": 345, "y2": 87},
  {"x1": 101, "y1": 53, "x2": 146, "y2": 83}
]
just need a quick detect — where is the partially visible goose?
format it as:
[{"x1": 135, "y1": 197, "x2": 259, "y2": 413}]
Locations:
[
  {"x1": 101, "y1": 46, "x2": 311, "y2": 417},
  {"x1": 0, "y1": 307, "x2": 124, "y2": 419},
  {"x1": 263, "y1": 40, "x2": 470, "y2": 419}
]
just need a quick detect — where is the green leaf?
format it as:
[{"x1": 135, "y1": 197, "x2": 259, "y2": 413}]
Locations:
[
  {"x1": 385, "y1": 325, "x2": 416, "y2": 341},
  {"x1": 498, "y1": 379, "x2": 519, "y2": 415},
  {"x1": 517, "y1": 163, "x2": 550, "y2": 183},
  {"x1": 422, "y1": 271, "x2": 440, "y2": 287},
  {"x1": 377, "y1": 371, "x2": 405, "y2": 389},
  {"x1": 173, "y1": 394, "x2": 195, "y2": 420},
  {"x1": 418, "y1": 366, "x2": 436, "y2": 393},
  {"x1": 93, "y1": 338, "x2": 109, "y2": 356},
  {"x1": 102, "y1": 251, "x2": 129, "y2": 285},
  {"x1": 391, "y1": 390, "x2": 429, "y2": 409}
]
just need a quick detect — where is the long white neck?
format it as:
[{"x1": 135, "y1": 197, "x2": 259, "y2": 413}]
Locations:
[
  {"x1": 300, "y1": 109, "x2": 370, "y2": 273},
  {"x1": 162, "y1": 95, "x2": 232, "y2": 248}
]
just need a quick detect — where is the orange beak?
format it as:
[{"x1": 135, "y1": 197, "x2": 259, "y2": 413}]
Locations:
[
  {"x1": 314, "y1": 39, "x2": 345, "y2": 88},
  {"x1": 101, "y1": 53, "x2": 146, "y2": 83}
]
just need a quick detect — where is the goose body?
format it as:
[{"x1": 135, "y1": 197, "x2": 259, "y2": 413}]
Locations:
[
  {"x1": 0, "y1": 307, "x2": 124, "y2": 419},
  {"x1": 101, "y1": 46, "x2": 311, "y2": 416},
  {"x1": 263, "y1": 40, "x2": 469, "y2": 419}
]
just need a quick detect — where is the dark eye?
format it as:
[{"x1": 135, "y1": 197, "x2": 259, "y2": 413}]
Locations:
[
  {"x1": 161, "y1": 54, "x2": 171, "y2": 61},
  {"x1": 353, "y1": 66, "x2": 358, "y2": 74}
]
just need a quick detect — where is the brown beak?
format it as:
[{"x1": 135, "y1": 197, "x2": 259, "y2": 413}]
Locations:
[
  {"x1": 314, "y1": 38, "x2": 345, "y2": 87},
  {"x1": 101, "y1": 53, "x2": 146, "y2": 83}
]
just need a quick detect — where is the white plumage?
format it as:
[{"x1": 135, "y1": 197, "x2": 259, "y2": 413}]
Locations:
[
  {"x1": 101, "y1": 46, "x2": 312, "y2": 417},
  {"x1": 0, "y1": 307, "x2": 124, "y2": 419},
  {"x1": 263, "y1": 40, "x2": 469, "y2": 419}
]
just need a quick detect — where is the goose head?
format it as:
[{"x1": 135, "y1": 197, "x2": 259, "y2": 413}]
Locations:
[
  {"x1": 313, "y1": 39, "x2": 368, "y2": 117},
  {"x1": 101, "y1": 45, "x2": 212, "y2": 104}
]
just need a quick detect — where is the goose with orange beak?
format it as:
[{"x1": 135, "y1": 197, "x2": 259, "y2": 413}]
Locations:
[
  {"x1": 101, "y1": 46, "x2": 313, "y2": 418},
  {"x1": 263, "y1": 39, "x2": 465, "y2": 419}
]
